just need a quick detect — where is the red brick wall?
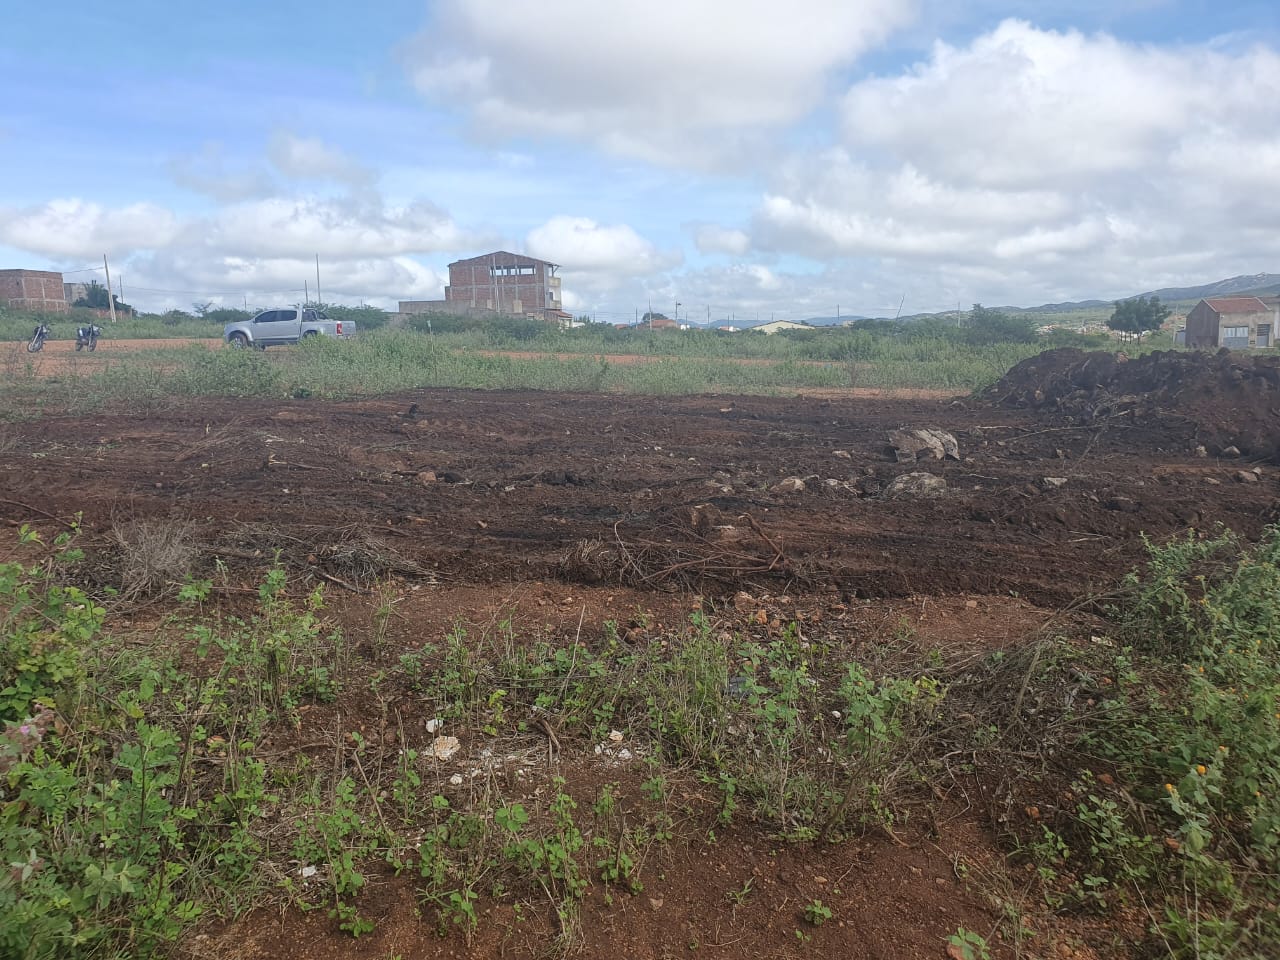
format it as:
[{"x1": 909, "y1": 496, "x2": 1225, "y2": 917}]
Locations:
[
  {"x1": 0, "y1": 270, "x2": 68, "y2": 312},
  {"x1": 444, "y1": 256, "x2": 559, "y2": 315}
]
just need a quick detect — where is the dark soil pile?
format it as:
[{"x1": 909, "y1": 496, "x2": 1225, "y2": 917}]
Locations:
[{"x1": 987, "y1": 348, "x2": 1280, "y2": 460}]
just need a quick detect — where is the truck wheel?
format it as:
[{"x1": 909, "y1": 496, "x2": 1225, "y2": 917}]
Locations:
[
  {"x1": 228, "y1": 333, "x2": 250, "y2": 349},
  {"x1": 301, "y1": 331, "x2": 318, "y2": 340}
]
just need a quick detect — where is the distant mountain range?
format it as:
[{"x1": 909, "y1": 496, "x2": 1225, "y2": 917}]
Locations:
[
  {"x1": 782, "y1": 274, "x2": 1280, "y2": 327},
  {"x1": 1000, "y1": 273, "x2": 1280, "y2": 315}
]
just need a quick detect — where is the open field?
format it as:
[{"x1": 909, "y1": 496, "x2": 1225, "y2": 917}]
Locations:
[{"x1": 2, "y1": 348, "x2": 1279, "y2": 960}]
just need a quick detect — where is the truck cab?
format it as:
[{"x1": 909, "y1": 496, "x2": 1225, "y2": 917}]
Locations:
[{"x1": 225, "y1": 308, "x2": 355, "y2": 348}]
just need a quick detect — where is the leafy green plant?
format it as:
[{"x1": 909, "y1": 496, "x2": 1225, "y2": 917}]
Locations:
[
  {"x1": 947, "y1": 927, "x2": 991, "y2": 960},
  {"x1": 803, "y1": 899, "x2": 833, "y2": 926}
]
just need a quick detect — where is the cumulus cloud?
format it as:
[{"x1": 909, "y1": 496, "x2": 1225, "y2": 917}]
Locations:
[
  {"x1": 268, "y1": 132, "x2": 374, "y2": 184},
  {"x1": 841, "y1": 20, "x2": 1280, "y2": 187},
  {"x1": 169, "y1": 143, "x2": 276, "y2": 202},
  {"x1": 0, "y1": 189, "x2": 474, "y2": 310},
  {"x1": 202, "y1": 195, "x2": 466, "y2": 259},
  {"x1": 406, "y1": 0, "x2": 916, "y2": 166},
  {"x1": 750, "y1": 20, "x2": 1280, "y2": 304},
  {"x1": 693, "y1": 224, "x2": 751, "y2": 256},
  {"x1": 0, "y1": 199, "x2": 180, "y2": 259},
  {"x1": 526, "y1": 215, "x2": 681, "y2": 278},
  {"x1": 124, "y1": 252, "x2": 447, "y2": 310}
]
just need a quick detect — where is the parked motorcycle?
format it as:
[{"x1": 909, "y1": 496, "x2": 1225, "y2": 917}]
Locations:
[
  {"x1": 27, "y1": 323, "x2": 50, "y2": 353},
  {"x1": 75, "y1": 323, "x2": 102, "y2": 352}
]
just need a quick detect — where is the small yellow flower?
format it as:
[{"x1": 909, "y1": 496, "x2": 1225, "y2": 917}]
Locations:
[
  {"x1": 1164, "y1": 783, "x2": 1175, "y2": 793},
  {"x1": 1196, "y1": 765, "x2": 1207, "y2": 776}
]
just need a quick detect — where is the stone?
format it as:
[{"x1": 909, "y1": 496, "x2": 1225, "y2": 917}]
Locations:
[
  {"x1": 882, "y1": 472, "x2": 948, "y2": 500},
  {"x1": 771, "y1": 477, "x2": 806, "y2": 494},
  {"x1": 1042, "y1": 477, "x2": 1068, "y2": 489},
  {"x1": 1235, "y1": 470, "x2": 1260, "y2": 484},
  {"x1": 1221, "y1": 446, "x2": 1241, "y2": 458},
  {"x1": 426, "y1": 718, "x2": 444, "y2": 734},
  {"x1": 888, "y1": 428, "x2": 960, "y2": 462},
  {"x1": 431, "y1": 735, "x2": 461, "y2": 761},
  {"x1": 1193, "y1": 445, "x2": 1208, "y2": 458},
  {"x1": 832, "y1": 450, "x2": 852, "y2": 460}
]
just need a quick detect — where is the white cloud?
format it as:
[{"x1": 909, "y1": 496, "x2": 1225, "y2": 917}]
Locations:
[
  {"x1": 693, "y1": 224, "x2": 751, "y2": 256},
  {"x1": 124, "y1": 252, "x2": 447, "y2": 310},
  {"x1": 268, "y1": 132, "x2": 374, "y2": 184},
  {"x1": 202, "y1": 195, "x2": 467, "y2": 259},
  {"x1": 841, "y1": 20, "x2": 1280, "y2": 188},
  {"x1": 169, "y1": 143, "x2": 276, "y2": 202},
  {"x1": 526, "y1": 215, "x2": 681, "y2": 278},
  {"x1": 0, "y1": 199, "x2": 180, "y2": 259},
  {"x1": 406, "y1": 0, "x2": 917, "y2": 166},
  {"x1": 748, "y1": 21, "x2": 1280, "y2": 305},
  {"x1": 0, "y1": 190, "x2": 472, "y2": 310}
]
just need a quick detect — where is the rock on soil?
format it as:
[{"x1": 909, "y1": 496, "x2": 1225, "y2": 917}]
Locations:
[
  {"x1": 888, "y1": 428, "x2": 960, "y2": 462},
  {"x1": 883, "y1": 472, "x2": 948, "y2": 499},
  {"x1": 986, "y1": 348, "x2": 1280, "y2": 462}
]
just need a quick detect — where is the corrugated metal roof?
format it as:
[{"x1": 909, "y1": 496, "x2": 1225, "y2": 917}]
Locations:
[{"x1": 1204, "y1": 297, "x2": 1270, "y2": 314}]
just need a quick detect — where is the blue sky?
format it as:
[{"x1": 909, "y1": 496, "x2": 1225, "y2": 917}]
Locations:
[{"x1": 1, "y1": 1, "x2": 1278, "y2": 321}]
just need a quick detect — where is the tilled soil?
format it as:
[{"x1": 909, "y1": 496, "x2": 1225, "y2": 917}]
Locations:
[
  {"x1": 2, "y1": 382, "x2": 1275, "y2": 960},
  {"x1": 2, "y1": 387, "x2": 1272, "y2": 605}
]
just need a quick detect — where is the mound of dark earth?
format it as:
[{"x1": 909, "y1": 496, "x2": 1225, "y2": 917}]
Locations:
[{"x1": 987, "y1": 348, "x2": 1280, "y2": 461}]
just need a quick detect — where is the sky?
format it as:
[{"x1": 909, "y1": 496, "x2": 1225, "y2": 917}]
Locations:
[{"x1": 1, "y1": 1, "x2": 1278, "y2": 323}]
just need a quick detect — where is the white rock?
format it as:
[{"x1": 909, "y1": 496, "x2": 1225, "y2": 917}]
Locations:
[
  {"x1": 426, "y1": 718, "x2": 444, "y2": 734},
  {"x1": 431, "y1": 735, "x2": 461, "y2": 761},
  {"x1": 608, "y1": 730, "x2": 625, "y2": 743},
  {"x1": 300, "y1": 865, "x2": 318, "y2": 879},
  {"x1": 448, "y1": 773, "x2": 464, "y2": 786}
]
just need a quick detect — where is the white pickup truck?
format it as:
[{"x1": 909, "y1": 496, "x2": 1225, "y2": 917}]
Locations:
[{"x1": 224, "y1": 308, "x2": 355, "y2": 349}]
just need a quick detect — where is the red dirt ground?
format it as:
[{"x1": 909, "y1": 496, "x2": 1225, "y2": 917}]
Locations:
[{"x1": 1, "y1": 373, "x2": 1274, "y2": 960}]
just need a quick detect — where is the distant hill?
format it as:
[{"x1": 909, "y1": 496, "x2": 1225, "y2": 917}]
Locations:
[
  {"x1": 1002, "y1": 273, "x2": 1280, "y2": 315},
  {"x1": 1137, "y1": 273, "x2": 1280, "y2": 303}
]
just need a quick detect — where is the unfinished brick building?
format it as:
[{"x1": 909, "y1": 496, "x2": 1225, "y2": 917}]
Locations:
[
  {"x1": 444, "y1": 251, "x2": 563, "y2": 319},
  {"x1": 0, "y1": 269, "x2": 68, "y2": 313}
]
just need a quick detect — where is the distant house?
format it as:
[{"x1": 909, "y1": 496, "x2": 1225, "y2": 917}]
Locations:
[
  {"x1": 1185, "y1": 297, "x2": 1277, "y2": 349},
  {"x1": 748, "y1": 319, "x2": 813, "y2": 335},
  {"x1": 0, "y1": 269, "x2": 68, "y2": 312},
  {"x1": 399, "y1": 251, "x2": 565, "y2": 322},
  {"x1": 446, "y1": 251, "x2": 563, "y2": 320}
]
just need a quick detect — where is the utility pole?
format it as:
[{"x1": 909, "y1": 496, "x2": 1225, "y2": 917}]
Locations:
[
  {"x1": 118, "y1": 275, "x2": 126, "y2": 316},
  {"x1": 304, "y1": 280, "x2": 309, "y2": 305},
  {"x1": 315, "y1": 254, "x2": 322, "y2": 307},
  {"x1": 103, "y1": 255, "x2": 117, "y2": 323}
]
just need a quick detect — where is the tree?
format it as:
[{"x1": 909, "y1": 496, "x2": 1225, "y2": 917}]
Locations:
[
  {"x1": 72, "y1": 280, "x2": 133, "y2": 316},
  {"x1": 1108, "y1": 295, "x2": 1170, "y2": 342},
  {"x1": 964, "y1": 304, "x2": 1039, "y2": 344},
  {"x1": 72, "y1": 281, "x2": 112, "y2": 309}
]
